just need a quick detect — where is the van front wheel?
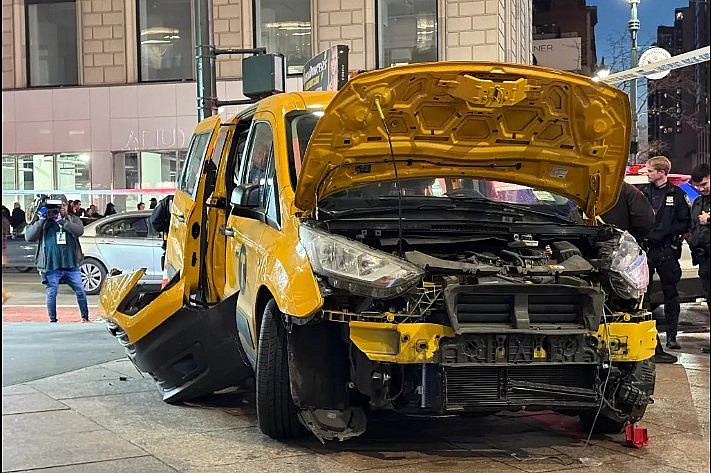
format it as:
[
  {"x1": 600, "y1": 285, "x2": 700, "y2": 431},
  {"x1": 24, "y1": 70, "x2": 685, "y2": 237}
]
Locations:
[{"x1": 255, "y1": 298, "x2": 305, "y2": 440}]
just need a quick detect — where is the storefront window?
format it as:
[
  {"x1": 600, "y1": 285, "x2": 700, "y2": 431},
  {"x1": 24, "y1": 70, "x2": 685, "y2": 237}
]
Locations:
[
  {"x1": 138, "y1": 0, "x2": 193, "y2": 81},
  {"x1": 140, "y1": 151, "x2": 180, "y2": 189},
  {"x1": 255, "y1": 0, "x2": 311, "y2": 75},
  {"x1": 56, "y1": 154, "x2": 91, "y2": 190},
  {"x1": 377, "y1": 0, "x2": 437, "y2": 67},
  {"x1": 26, "y1": 0, "x2": 78, "y2": 86},
  {"x1": 2, "y1": 156, "x2": 16, "y2": 191},
  {"x1": 18, "y1": 155, "x2": 54, "y2": 191}
]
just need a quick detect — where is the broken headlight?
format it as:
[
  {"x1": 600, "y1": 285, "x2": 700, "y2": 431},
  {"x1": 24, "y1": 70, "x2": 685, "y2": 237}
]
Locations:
[
  {"x1": 609, "y1": 231, "x2": 649, "y2": 300},
  {"x1": 299, "y1": 224, "x2": 424, "y2": 299}
]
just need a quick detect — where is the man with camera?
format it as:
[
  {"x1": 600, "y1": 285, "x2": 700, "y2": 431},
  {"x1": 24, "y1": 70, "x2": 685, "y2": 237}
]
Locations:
[
  {"x1": 25, "y1": 194, "x2": 90, "y2": 323},
  {"x1": 639, "y1": 156, "x2": 691, "y2": 350},
  {"x1": 688, "y1": 163, "x2": 710, "y2": 352}
]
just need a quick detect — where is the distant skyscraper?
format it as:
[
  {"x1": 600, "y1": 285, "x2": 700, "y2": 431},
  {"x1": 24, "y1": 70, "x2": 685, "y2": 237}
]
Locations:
[{"x1": 647, "y1": 2, "x2": 709, "y2": 173}]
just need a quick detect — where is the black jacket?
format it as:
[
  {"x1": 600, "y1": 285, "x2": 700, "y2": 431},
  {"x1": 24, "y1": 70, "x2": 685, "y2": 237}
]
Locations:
[
  {"x1": 688, "y1": 194, "x2": 710, "y2": 251},
  {"x1": 638, "y1": 182, "x2": 691, "y2": 248},
  {"x1": 601, "y1": 182, "x2": 655, "y2": 242}
]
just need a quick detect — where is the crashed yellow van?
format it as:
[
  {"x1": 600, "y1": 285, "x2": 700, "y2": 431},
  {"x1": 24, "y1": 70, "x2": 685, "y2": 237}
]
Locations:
[{"x1": 99, "y1": 62, "x2": 657, "y2": 442}]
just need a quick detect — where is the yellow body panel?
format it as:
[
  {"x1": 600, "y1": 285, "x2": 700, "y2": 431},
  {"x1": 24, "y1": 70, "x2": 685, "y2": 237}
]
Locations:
[
  {"x1": 349, "y1": 321, "x2": 455, "y2": 363},
  {"x1": 594, "y1": 320, "x2": 657, "y2": 362},
  {"x1": 99, "y1": 269, "x2": 186, "y2": 344},
  {"x1": 295, "y1": 62, "x2": 631, "y2": 216}
]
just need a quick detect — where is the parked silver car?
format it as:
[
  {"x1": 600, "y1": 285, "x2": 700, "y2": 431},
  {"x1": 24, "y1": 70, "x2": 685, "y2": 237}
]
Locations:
[
  {"x1": 4, "y1": 211, "x2": 162, "y2": 295},
  {"x1": 80, "y1": 211, "x2": 163, "y2": 294}
]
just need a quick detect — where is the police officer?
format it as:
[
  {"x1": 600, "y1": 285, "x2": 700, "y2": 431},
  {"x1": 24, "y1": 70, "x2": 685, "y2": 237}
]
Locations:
[
  {"x1": 601, "y1": 181, "x2": 678, "y2": 363},
  {"x1": 687, "y1": 163, "x2": 710, "y2": 353},
  {"x1": 639, "y1": 156, "x2": 691, "y2": 349}
]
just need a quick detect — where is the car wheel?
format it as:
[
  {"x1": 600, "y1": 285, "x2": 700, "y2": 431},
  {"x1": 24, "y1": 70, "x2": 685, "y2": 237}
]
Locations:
[
  {"x1": 256, "y1": 298, "x2": 305, "y2": 440},
  {"x1": 579, "y1": 411, "x2": 628, "y2": 434},
  {"x1": 80, "y1": 258, "x2": 107, "y2": 295},
  {"x1": 18, "y1": 267, "x2": 34, "y2": 273}
]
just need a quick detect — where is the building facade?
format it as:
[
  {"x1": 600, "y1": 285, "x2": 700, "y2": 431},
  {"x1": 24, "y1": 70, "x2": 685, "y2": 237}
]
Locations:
[
  {"x1": 647, "y1": 1, "x2": 709, "y2": 174},
  {"x1": 531, "y1": 0, "x2": 597, "y2": 76},
  {"x1": 2, "y1": 0, "x2": 533, "y2": 212}
]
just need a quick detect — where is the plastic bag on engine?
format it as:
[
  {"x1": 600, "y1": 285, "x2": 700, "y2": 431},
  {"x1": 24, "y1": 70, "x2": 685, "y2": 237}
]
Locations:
[{"x1": 610, "y1": 231, "x2": 649, "y2": 299}]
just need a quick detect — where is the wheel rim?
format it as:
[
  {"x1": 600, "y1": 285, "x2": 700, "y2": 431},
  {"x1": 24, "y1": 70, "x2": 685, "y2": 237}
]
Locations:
[{"x1": 80, "y1": 262, "x2": 103, "y2": 292}]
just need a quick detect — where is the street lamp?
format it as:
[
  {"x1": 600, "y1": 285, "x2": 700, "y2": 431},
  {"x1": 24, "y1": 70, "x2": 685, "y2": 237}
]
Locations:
[
  {"x1": 628, "y1": 0, "x2": 640, "y2": 163},
  {"x1": 593, "y1": 57, "x2": 610, "y2": 81}
]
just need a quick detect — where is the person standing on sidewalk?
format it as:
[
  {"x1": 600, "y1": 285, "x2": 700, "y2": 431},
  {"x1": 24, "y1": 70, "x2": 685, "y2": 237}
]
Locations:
[
  {"x1": 639, "y1": 156, "x2": 691, "y2": 350},
  {"x1": 25, "y1": 194, "x2": 90, "y2": 323},
  {"x1": 602, "y1": 181, "x2": 678, "y2": 363},
  {"x1": 687, "y1": 163, "x2": 710, "y2": 353},
  {"x1": 2, "y1": 210, "x2": 11, "y2": 304}
]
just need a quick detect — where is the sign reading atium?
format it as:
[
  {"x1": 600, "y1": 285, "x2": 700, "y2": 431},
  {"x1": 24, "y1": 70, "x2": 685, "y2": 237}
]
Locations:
[{"x1": 302, "y1": 45, "x2": 349, "y2": 92}]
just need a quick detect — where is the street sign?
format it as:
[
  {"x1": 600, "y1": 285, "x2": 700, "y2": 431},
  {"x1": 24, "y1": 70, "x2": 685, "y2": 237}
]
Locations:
[
  {"x1": 637, "y1": 47, "x2": 672, "y2": 80},
  {"x1": 601, "y1": 46, "x2": 710, "y2": 84}
]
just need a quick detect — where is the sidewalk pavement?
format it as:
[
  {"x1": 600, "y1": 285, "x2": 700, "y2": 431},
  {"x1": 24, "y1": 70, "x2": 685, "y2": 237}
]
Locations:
[{"x1": 2, "y1": 337, "x2": 710, "y2": 472}]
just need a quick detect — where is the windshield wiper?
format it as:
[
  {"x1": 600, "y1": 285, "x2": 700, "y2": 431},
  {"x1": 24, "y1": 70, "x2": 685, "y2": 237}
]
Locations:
[
  {"x1": 445, "y1": 195, "x2": 574, "y2": 223},
  {"x1": 321, "y1": 200, "x2": 455, "y2": 217}
]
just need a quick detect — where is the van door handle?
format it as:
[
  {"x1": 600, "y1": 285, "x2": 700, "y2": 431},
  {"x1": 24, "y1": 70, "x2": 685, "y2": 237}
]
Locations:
[{"x1": 219, "y1": 225, "x2": 235, "y2": 237}]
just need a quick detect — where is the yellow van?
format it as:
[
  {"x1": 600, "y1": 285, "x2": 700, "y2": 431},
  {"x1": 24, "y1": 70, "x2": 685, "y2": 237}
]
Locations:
[{"x1": 100, "y1": 62, "x2": 657, "y2": 442}]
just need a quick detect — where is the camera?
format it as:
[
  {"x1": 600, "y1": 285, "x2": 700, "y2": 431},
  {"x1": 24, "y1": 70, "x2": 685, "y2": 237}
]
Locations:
[{"x1": 30, "y1": 193, "x2": 67, "y2": 221}]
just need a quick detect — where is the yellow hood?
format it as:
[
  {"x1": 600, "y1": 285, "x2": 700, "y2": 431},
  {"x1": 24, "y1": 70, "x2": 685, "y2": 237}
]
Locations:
[{"x1": 295, "y1": 62, "x2": 631, "y2": 216}]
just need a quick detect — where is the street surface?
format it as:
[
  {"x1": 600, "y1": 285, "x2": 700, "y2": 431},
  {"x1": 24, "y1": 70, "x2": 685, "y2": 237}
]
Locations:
[{"x1": 2, "y1": 270, "x2": 709, "y2": 472}]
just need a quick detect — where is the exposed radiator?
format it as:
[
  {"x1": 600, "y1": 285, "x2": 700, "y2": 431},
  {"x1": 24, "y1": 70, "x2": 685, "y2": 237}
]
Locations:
[{"x1": 443, "y1": 364, "x2": 598, "y2": 410}]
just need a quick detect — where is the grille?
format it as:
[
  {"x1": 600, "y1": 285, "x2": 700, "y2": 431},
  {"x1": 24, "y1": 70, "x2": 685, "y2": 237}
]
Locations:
[
  {"x1": 443, "y1": 364, "x2": 597, "y2": 410},
  {"x1": 449, "y1": 287, "x2": 591, "y2": 330}
]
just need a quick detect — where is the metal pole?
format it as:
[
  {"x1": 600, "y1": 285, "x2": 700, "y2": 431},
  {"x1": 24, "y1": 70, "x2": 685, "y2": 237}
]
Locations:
[
  {"x1": 195, "y1": 0, "x2": 216, "y2": 121},
  {"x1": 629, "y1": 0, "x2": 640, "y2": 163}
]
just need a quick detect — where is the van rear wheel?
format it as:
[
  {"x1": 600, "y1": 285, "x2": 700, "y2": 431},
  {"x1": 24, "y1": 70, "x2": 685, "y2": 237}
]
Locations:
[{"x1": 255, "y1": 298, "x2": 305, "y2": 440}]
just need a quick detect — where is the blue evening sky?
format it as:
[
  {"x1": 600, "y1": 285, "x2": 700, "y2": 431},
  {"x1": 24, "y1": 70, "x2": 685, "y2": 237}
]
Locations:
[{"x1": 590, "y1": 0, "x2": 690, "y2": 73}]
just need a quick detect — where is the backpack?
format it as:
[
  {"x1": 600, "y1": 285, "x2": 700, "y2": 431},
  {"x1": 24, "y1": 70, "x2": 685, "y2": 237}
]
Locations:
[{"x1": 150, "y1": 195, "x2": 173, "y2": 234}]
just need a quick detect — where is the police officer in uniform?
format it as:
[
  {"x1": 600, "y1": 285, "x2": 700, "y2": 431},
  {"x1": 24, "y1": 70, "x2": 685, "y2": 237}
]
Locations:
[
  {"x1": 639, "y1": 156, "x2": 691, "y2": 349},
  {"x1": 602, "y1": 181, "x2": 679, "y2": 363}
]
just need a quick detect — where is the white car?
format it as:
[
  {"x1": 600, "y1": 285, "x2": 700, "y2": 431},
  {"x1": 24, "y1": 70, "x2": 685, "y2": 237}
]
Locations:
[{"x1": 79, "y1": 211, "x2": 163, "y2": 295}]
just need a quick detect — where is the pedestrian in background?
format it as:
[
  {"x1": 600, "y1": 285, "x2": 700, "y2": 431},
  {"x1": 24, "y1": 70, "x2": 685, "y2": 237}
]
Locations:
[
  {"x1": 2, "y1": 210, "x2": 11, "y2": 304},
  {"x1": 601, "y1": 181, "x2": 678, "y2": 363},
  {"x1": 150, "y1": 194, "x2": 174, "y2": 269},
  {"x1": 25, "y1": 194, "x2": 90, "y2": 323},
  {"x1": 104, "y1": 202, "x2": 117, "y2": 216},
  {"x1": 149, "y1": 197, "x2": 158, "y2": 209},
  {"x1": 137, "y1": 202, "x2": 145, "y2": 211},
  {"x1": 10, "y1": 202, "x2": 26, "y2": 234},
  {"x1": 639, "y1": 156, "x2": 691, "y2": 350},
  {"x1": 687, "y1": 163, "x2": 710, "y2": 353}
]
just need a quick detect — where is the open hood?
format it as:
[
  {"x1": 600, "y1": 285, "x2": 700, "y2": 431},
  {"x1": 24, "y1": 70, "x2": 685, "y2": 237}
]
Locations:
[{"x1": 295, "y1": 62, "x2": 631, "y2": 216}]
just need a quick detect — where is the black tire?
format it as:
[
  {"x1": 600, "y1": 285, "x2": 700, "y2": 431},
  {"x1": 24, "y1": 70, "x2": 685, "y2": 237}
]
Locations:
[
  {"x1": 256, "y1": 299, "x2": 304, "y2": 440},
  {"x1": 80, "y1": 258, "x2": 107, "y2": 295},
  {"x1": 17, "y1": 267, "x2": 34, "y2": 273}
]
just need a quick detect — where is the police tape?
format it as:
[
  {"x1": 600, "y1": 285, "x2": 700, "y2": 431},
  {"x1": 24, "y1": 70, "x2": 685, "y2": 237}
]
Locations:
[{"x1": 601, "y1": 46, "x2": 710, "y2": 84}]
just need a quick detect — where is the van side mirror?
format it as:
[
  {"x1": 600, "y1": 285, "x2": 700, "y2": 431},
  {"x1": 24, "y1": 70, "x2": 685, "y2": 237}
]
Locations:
[{"x1": 231, "y1": 183, "x2": 262, "y2": 207}]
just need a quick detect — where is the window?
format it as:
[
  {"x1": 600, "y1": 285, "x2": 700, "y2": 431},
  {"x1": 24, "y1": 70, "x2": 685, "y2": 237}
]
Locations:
[
  {"x1": 138, "y1": 0, "x2": 193, "y2": 81},
  {"x1": 26, "y1": 0, "x2": 78, "y2": 86},
  {"x1": 56, "y1": 154, "x2": 90, "y2": 190},
  {"x1": 377, "y1": 0, "x2": 437, "y2": 67},
  {"x1": 140, "y1": 151, "x2": 180, "y2": 188},
  {"x1": 255, "y1": 0, "x2": 311, "y2": 75},
  {"x1": 2, "y1": 156, "x2": 16, "y2": 191},
  {"x1": 239, "y1": 122, "x2": 279, "y2": 224},
  {"x1": 98, "y1": 217, "x2": 152, "y2": 238},
  {"x1": 177, "y1": 132, "x2": 211, "y2": 198}
]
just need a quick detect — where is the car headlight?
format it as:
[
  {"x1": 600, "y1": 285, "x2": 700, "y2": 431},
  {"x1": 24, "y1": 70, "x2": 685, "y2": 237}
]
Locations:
[
  {"x1": 609, "y1": 231, "x2": 649, "y2": 300},
  {"x1": 299, "y1": 223, "x2": 424, "y2": 299}
]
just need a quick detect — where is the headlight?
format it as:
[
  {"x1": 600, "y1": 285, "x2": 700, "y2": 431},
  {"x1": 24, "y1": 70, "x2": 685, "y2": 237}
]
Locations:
[
  {"x1": 609, "y1": 231, "x2": 649, "y2": 300},
  {"x1": 299, "y1": 223, "x2": 424, "y2": 299}
]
